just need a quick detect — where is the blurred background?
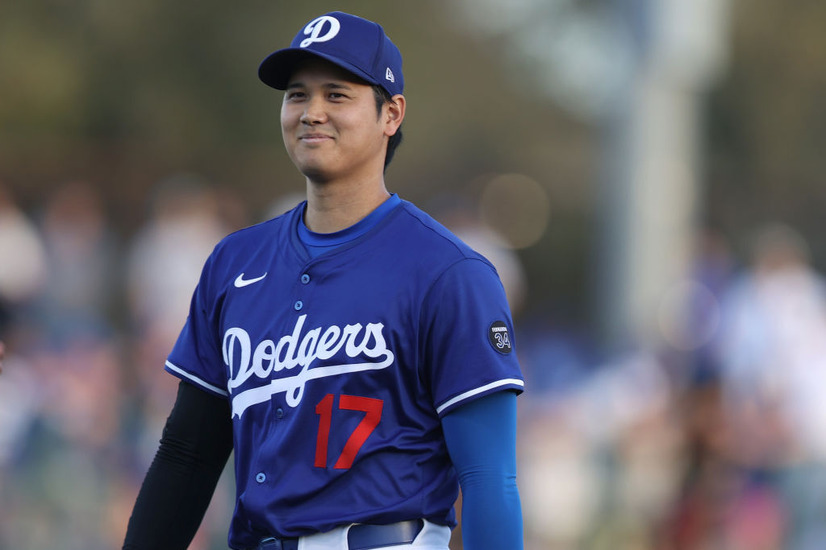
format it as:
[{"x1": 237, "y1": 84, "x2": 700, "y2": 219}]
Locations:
[{"x1": 2, "y1": 0, "x2": 826, "y2": 548}]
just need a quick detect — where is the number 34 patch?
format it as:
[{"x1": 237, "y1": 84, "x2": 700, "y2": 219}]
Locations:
[{"x1": 487, "y1": 321, "x2": 513, "y2": 354}]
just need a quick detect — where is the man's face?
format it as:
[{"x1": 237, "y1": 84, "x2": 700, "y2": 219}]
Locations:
[{"x1": 281, "y1": 58, "x2": 399, "y2": 184}]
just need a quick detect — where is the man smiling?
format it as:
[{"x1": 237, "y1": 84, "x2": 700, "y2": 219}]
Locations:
[{"x1": 123, "y1": 12, "x2": 524, "y2": 550}]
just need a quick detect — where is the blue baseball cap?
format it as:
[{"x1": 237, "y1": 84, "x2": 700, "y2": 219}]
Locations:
[{"x1": 259, "y1": 12, "x2": 404, "y2": 97}]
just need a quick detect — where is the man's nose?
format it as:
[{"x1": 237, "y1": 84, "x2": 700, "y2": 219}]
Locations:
[{"x1": 300, "y1": 96, "x2": 327, "y2": 124}]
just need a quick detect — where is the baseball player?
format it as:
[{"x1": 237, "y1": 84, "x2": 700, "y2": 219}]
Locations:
[{"x1": 123, "y1": 11, "x2": 524, "y2": 550}]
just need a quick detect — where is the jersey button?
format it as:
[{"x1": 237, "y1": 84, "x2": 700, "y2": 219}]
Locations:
[
  {"x1": 276, "y1": 407, "x2": 284, "y2": 419},
  {"x1": 255, "y1": 472, "x2": 266, "y2": 483},
  {"x1": 301, "y1": 273, "x2": 310, "y2": 284},
  {"x1": 294, "y1": 300, "x2": 303, "y2": 311}
]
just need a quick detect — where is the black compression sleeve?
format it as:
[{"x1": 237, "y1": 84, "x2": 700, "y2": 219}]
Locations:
[{"x1": 123, "y1": 380, "x2": 234, "y2": 550}]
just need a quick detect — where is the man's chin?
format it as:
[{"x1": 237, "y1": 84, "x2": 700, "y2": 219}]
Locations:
[{"x1": 299, "y1": 165, "x2": 334, "y2": 184}]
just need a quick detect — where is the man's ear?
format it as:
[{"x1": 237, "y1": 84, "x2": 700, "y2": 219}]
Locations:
[{"x1": 385, "y1": 94, "x2": 406, "y2": 136}]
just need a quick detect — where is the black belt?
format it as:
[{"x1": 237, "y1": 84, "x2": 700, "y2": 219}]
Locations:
[
  {"x1": 255, "y1": 519, "x2": 424, "y2": 550},
  {"x1": 256, "y1": 538, "x2": 298, "y2": 550}
]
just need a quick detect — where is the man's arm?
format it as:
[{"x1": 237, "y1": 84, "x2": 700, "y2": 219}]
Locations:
[
  {"x1": 441, "y1": 390, "x2": 523, "y2": 549},
  {"x1": 123, "y1": 380, "x2": 234, "y2": 550}
]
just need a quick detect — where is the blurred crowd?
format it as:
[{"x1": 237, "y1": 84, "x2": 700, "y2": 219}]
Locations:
[
  {"x1": 3, "y1": 177, "x2": 826, "y2": 550},
  {"x1": 517, "y1": 223, "x2": 826, "y2": 550},
  {"x1": 0, "y1": 176, "x2": 241, "y2": 550}
]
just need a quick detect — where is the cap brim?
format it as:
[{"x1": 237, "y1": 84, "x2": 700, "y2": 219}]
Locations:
[{"x1": 258, "y1": 48, "x2": 380, "y2": 90}]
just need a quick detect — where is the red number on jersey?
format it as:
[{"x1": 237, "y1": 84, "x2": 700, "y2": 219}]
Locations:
[
  {"x1": 314, "y1": 394, "x2": 384, "y2": 469},
  {"x1": 314, "y1": 394, "x2": 335, "y2": 468}
]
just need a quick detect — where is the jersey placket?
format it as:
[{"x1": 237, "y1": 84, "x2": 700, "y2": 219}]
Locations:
[{"x1": 252, "y1": 264, "x2": 315, "y2": 490}]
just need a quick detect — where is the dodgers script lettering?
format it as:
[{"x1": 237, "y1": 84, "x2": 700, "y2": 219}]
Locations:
[{"x1": 223, "y1": 314, "x2": 395, "y2": 417}]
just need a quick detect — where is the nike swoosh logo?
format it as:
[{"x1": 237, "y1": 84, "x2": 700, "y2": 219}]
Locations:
[{"x1": 234, "y1": 272, "x2": 268, "y2": 288}]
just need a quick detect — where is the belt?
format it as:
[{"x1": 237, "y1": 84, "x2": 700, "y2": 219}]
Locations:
[
  {"x1": 255, "y1": 519, "x2": 424, "y2": 550},
  {"x1": 349, "y1": 519, "x2": 423, "y2": 549},
  {"x1": 257, "y1": 537, "x2": 298, "y2": 550}
]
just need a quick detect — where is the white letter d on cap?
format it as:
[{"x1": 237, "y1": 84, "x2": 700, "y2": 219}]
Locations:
[{"x1": 301, "y1": 16, "x2": 341, "y2": 48}]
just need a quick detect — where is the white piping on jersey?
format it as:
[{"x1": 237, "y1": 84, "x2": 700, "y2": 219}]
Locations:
[
  {"x1": 436, "y1": 378, "x2": 525, "y2": 415},
  {"x1": 165, "y1": 360, "x2": 230, "y2": 396}
]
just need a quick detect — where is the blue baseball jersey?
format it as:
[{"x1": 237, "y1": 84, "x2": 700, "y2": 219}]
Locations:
[{"x1": 165, "y1": 198, "x2": 524, "y2": 549}]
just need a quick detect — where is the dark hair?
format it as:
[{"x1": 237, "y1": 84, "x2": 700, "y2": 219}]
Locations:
[{"x1": 372, "y1": 85, "x2": 403, "y2": 169}]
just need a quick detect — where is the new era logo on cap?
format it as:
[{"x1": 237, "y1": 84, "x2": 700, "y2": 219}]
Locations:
[{"x1": 259, "y1": 11, "x2": 404, "y2": 97}]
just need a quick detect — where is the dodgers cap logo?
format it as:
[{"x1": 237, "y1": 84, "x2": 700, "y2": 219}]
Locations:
[
  {"x1": 299, "y1": 16, "x2": 341, "y2": 48},
  {"x1": 259, "y1": 11, "x2": 404, "y2": 97}
]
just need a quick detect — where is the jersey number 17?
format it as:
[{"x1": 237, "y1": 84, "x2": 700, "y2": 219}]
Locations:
[{"x1": 314, "y1": 394, "x2": 383, "y2": 469}]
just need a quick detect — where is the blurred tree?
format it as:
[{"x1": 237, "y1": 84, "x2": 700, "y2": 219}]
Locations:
[
  {"x1": 3, "y1": 0, "x2": 823, "y2": 325},
  {"x1": 705, "y1": 0, "x2": 826, "y2": 267},
  {"x1": 0, "y1": 0, "x2": 589, "y2": 320}
]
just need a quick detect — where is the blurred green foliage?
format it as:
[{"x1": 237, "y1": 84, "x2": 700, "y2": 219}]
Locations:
[
  {"x1": 705, "y1": 0, "x2": 826, "y2": 264},
  {"x1": 2, "y1": 0, "x2": 826, "y2": 323},
  {"x1": 1, "y1": 0, "x2": 590, "y2": 321}
]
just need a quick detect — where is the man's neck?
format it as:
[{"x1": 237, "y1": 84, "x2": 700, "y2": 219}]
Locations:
[{"x1": 304, "y1": 175, "x2": 390, "y2": 234}]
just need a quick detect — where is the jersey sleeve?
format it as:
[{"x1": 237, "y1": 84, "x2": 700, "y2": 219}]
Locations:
[
  {"x1": 421, "y1": 257, "x2": 524, "y2": 416},
  {"x1": 164, "y1": 252, "x2": 229, "y2": 398}
]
